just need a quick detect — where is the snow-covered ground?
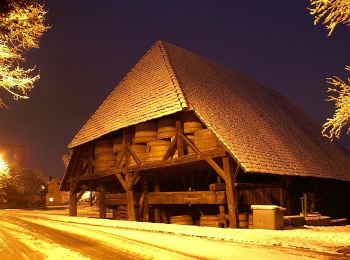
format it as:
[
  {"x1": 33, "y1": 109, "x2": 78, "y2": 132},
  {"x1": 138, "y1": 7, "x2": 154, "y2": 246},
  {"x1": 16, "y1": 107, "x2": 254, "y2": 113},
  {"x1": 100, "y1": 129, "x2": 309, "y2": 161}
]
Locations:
[{"x1": 0, "y1": 206, "x2": 349, "y2": 259}]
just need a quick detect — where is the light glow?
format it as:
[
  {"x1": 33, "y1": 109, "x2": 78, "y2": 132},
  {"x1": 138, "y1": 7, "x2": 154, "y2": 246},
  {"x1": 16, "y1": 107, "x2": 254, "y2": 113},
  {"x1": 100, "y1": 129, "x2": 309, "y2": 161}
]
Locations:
[{"x1": 0, "y1": 155, "x2": 9, "y2": 176}]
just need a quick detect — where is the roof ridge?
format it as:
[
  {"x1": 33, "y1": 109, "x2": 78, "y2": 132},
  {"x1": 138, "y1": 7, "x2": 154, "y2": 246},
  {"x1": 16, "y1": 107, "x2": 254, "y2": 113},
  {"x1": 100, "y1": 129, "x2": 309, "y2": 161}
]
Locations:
[{"x1": 158, "y1": 41, "x2": 188, "y2": 109}]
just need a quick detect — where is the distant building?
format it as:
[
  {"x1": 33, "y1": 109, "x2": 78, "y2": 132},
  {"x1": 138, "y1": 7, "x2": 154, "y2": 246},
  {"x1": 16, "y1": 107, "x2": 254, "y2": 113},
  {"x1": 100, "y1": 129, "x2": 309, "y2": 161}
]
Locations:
[
  {"x1": 0, "y1": 144, "x2": 26, "y2": 167},
  {"x1": 46, "y1": 178, "x2": 69, "y2": 206}
]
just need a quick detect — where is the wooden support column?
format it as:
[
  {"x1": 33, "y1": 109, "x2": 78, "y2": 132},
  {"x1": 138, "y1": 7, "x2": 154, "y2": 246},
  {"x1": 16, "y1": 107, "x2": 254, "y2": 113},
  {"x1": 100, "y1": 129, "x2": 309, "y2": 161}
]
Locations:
[
  {"x1": 69, "y1": 181, "x2": 78, "y2": 216},
  {"x1": 141, "y1": 177, "x2": 149, "y2": 222},
  {"x1": 161, "y1": 209, "x2": 168, "y2": 224},
  {"x1": 154, "y1": 177, "x2": 161, "y2": 223},
  {"x1": 77, "y1": 185, "x2": 89, "y2": 201},
  {"x1": 285, "y1": 177, "x2": 292, "y2": 215},
  {"x1": 125, "y1": 172, "x2": 136, "y2": 221},
  {"x1": 112, "y1": 208, "x2": 118, "y2": 219},
  {"x1": 217, "y1": 175, "x2": 226, "y2": 227},
  {"x1": 99, "y1": 184, "x2": 106, "y2": 219},
  {"x1": 223, "y1": 157, "x2": 240, "y2": 228},
  {"x1": 176, "y1": 120, "x2": 185, "y2": 157},
  {"x1": 123, "y1": 129, "x2": 132, "y2": 166}
]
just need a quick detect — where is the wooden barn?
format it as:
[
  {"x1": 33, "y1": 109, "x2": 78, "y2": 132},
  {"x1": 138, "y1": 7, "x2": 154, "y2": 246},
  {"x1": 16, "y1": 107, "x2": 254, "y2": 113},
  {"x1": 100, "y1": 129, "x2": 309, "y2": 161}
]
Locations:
[{"x1": 61, "y1": 41, "x2": 350, "y2": 228}]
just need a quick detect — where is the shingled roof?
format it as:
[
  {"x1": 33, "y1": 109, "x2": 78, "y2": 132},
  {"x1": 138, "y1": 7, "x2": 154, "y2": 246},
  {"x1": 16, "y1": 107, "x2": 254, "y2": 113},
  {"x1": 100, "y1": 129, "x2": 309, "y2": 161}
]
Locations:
[{"x1": 69, "y1": 40, "x2": 350, "y2": 181}]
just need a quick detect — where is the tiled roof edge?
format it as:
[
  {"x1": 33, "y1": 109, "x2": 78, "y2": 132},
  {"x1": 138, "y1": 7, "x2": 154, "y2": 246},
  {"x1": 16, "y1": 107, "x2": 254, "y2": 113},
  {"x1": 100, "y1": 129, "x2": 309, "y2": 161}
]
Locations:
[
  {"x1": 68, "y1": 41, "x2": 163, "y2": 149},
  {"x1": 193, "y1": 111, "x2": 247, "y2": 173},
  {"x1": 158, "y1": 41, "x2": 188, "y2": 109}
]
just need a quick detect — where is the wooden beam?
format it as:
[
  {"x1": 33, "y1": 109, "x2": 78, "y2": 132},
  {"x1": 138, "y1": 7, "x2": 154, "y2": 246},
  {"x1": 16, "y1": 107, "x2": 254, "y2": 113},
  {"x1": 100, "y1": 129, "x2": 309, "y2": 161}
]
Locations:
[
  {"x1": 178, "y1": 132, "x2": 200, "y2": 154},
  {"x1": 223, "y1": 157, "x2": 240, "y2": 228},
  {"x1": 81, "y1": 161, "x2": 89, "y2": 176},
  {"x1": 134, "y1": 148, "x2": 227, "y2": 171},
  {"x1": 78, "y1": 171, "x2": 112, "y2": 181},
  {"x1": 285, "y1": 176, "x2": 292, "y2": 215},
  {"x1": 88, "y1": 158, "x2": 98, "y2": 173},
  {"x1": 148, "y1": 191, "x2": 226, "y2": 205},
  {"x1": 219, "y1": 205, "x2": 226, "y2": 227},
  {"x1": 134, "y1": 175, "x2": 141, "y2": 187},
  {"x1": 218, "y1": 175, "x2": 226, "y2": 227},
  {"x1": 78, "y1": 148, "x2": 227, "y2": 182},
  {"x1": 161, "y1": 209, "x2": 168, "y2": 224},
  {"x1": 236, "y1": 183, "x2": 284, "y2": 190},
  {"x1": 139, "y1": 177, "x2": 149, "y2": 222},
  {"x1": 138, "y1": 189, "x2": 145, "y2": 218},
  {"x1": 123, "y1": 129, "x2": 132, "y2": 166},
  {"x1": 112, "y1": 208, "x2": 118, "y2": 220},
  {"x1": 125, "y1": 172, "x2": 136, "y2": 221},
  {"x1": 176, "y1": 121, "x2": 184, "y2": 157},
  {"x1": 105, "y1": 191, "x2": 226, "y2": 205},
  {"x1": 69, "y1": 181, "x2": 77, "y2": 216},
  {"x1": 154, "y1": 178, "x2": 160, "y2": 223},
  {"x1": 126, "y1": 191, "x2": 136, "y2": 221},
  {"x1": 70, "y1": 149, "x2": 81, "y2": 177},
  {"x1": 162, "y1": 135, "x2": 177, "y2": 161},
  {"x1": 123, "y1": 129, "x2": 132, "y2": 147},
  {"x1": 115, "y1": 173, "x2": 126, "y2": 190},
  {"x1": 99, "y1": 184, "x2": 106, "y2": 219},
  {"x1": 77, "y1": 185, "x2": 89, "y2": 201},
  {"x1": 127, "y1": 170, "x2": 141, "y2": 190},
  {"x1": 128, "y1": 146, "x2": 141, "y2": 166},
  {"x1": 116, "y1": 149, "x2": 126, "y2": 169},
  {"x1": 105, "y1": 193, "x2": 139, "y2": 205},
  {"x1": 206, "y1": 158, "x2": 226, "y2": 182}
]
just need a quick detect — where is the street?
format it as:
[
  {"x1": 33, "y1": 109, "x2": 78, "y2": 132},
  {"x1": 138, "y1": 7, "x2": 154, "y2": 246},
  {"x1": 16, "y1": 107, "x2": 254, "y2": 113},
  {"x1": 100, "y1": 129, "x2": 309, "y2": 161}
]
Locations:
[{"x1": 0, "y1": 209, "x2": 346, "y2": 259}]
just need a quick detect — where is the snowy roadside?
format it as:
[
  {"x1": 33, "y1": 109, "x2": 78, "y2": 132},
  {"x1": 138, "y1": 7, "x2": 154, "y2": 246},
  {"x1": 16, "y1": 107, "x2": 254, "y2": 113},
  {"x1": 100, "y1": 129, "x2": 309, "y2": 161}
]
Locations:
[{"x1": 15, "y1": 208, "x2": 350, "y2": 257}]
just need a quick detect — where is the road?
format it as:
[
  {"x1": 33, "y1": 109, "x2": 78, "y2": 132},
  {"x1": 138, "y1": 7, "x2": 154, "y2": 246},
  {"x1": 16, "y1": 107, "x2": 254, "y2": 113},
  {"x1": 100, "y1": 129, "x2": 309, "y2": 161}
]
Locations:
[{"x1": 0, "y1": 209, "x2": 343, "y2": 259}]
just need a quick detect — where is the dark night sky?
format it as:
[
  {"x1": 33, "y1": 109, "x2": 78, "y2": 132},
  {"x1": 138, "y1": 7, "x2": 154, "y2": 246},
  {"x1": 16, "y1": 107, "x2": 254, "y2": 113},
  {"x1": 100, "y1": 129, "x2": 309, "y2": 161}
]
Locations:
[{"x1": 0, "y1": 1, "x2": 349, "y2": 177}]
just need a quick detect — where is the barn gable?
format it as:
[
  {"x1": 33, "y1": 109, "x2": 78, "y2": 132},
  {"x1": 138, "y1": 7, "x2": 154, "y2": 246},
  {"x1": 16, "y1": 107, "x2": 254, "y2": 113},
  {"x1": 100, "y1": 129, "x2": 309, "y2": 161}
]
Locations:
[{"x1": 69, "y1": 41, "x2": 188, "y2": 149}]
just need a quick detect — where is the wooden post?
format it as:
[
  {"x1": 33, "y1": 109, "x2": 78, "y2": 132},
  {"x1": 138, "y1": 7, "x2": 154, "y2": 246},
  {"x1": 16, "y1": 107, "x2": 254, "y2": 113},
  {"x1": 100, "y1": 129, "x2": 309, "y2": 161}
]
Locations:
[
  {"x1": 142, "y1": 177, "x2": 149, "y2": 222},
  {"x1": 217, "y1": 175, "x2": 226, "y2": 227},
  {"x1": 161, "y1": 209, "x2": 168, "y2": 224},
  {"x1": 112, "y1": 208, "x2": 118, "y2": 219},
  {"x1": 285, "y1": 177, "x2": 292, "y2": 215},
  {"x1": 69, "y1": 181, "x2": 77, "y2": 216},
  {"x1": 154, "y1": 177, "x2": 161, "y2": 223},
  {"x1": 123, "y1": 129, "x2": 132, "y2": 166},
  {"x1": 99, "y1": 184, "x2": 106, "y2": 219},
  {"x1": 77, "y1": 185, "x2": 89, "y2": 201},
  {"x1": 176, "y1": 120, "x2": 185, "y2": 157},
  {"x1": 125, "y1": 172, "x2": 136, "y2": 221},
  {"x1": 223, "y1": 157, "x2": 240, "y2": 228}
]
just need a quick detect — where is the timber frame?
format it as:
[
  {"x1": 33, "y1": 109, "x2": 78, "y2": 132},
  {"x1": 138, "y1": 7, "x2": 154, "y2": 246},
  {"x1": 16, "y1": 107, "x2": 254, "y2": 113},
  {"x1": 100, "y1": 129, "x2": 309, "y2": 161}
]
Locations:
[
  {"x1": 68, "y1": 117, "x2": 243, "y2": 228},
  {"x1": 63, "y1": 40, "x2": 350, "y2": 225}
]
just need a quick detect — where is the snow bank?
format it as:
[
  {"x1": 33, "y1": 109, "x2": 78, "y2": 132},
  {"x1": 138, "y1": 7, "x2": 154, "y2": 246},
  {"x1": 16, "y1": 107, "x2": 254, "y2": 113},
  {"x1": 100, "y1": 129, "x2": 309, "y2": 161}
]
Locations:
[{"x1": 17, "y1": 209, "x2": 350, "y2": 256}]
